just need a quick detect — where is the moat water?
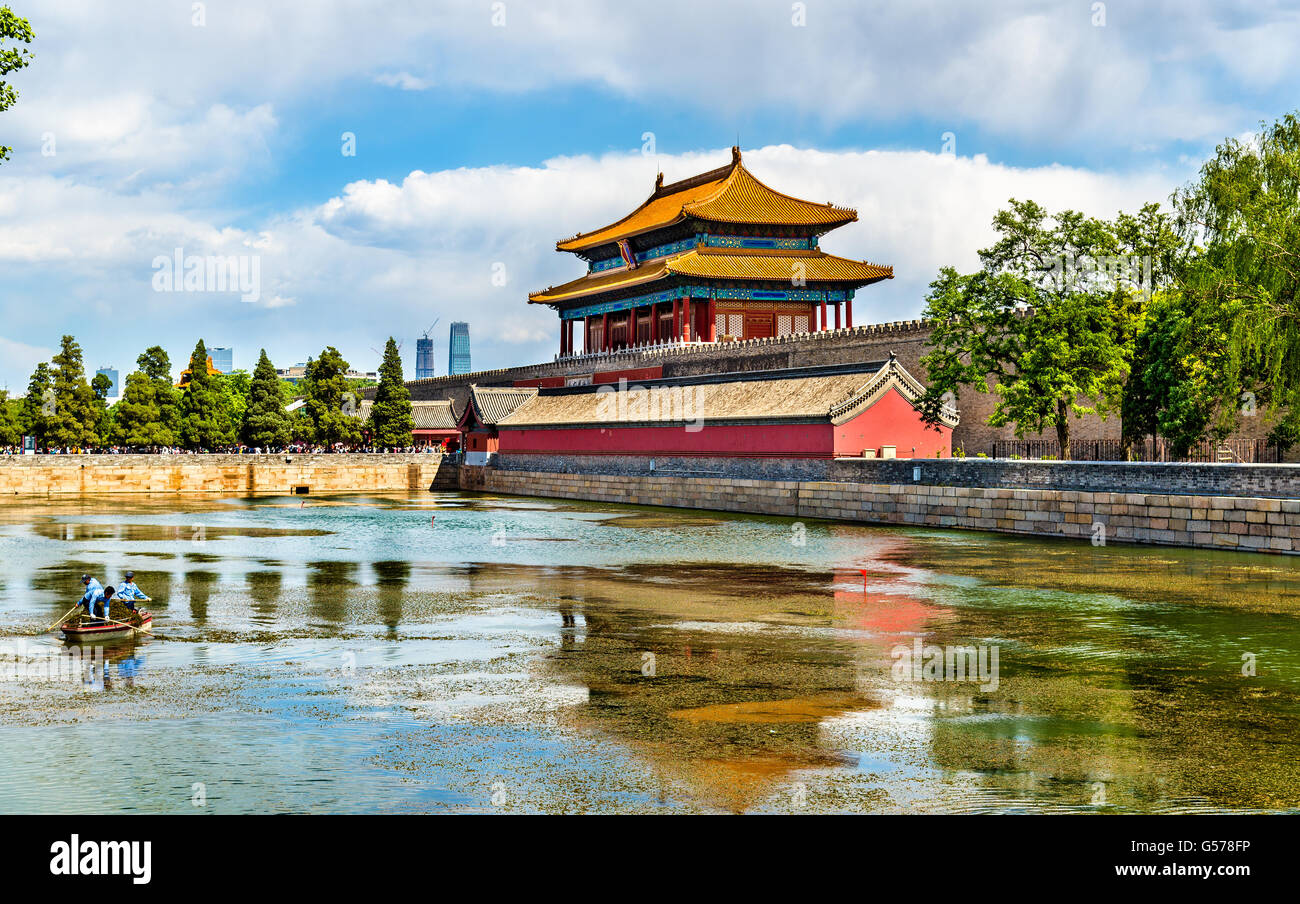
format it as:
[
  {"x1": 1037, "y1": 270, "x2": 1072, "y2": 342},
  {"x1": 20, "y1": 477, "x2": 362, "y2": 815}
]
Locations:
[{"x1": 1, "y1": 491, "x2": 1297, "y2": 813}]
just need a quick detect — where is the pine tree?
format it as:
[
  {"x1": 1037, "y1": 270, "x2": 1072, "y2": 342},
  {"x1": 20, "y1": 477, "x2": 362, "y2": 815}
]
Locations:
[
  {"x1": 178, "y1": 340, "x2": 232, "y2": 450},
  {"x1": 241, "y1": 349, "x2": 292, "y2": 448},
  {"x1": 48, "y1": 335, "x2": 100, "y2": 449},
  {"x1": 301, "y1": 346, "x2": 361, "y2": 446},
  {"x1": 19, "y1": 362, "x2": 53, "y2": 449},
  {"x1": 369, "y1": 337, "x2": 413, "y2": 448},
  {"x1": 111, "y1": 346, "x2": 179, "y2": 447}
]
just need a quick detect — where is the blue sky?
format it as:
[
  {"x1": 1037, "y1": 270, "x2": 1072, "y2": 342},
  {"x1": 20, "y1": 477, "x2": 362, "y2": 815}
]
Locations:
[{"x1": 2, "y1": 0, "x2": 1299, "y2": 391}]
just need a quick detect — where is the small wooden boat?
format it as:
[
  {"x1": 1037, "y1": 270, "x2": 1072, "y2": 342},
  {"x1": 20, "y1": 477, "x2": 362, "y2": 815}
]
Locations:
[{"x1": 61, "y1": 611, "x2": 152, "y2": 643}]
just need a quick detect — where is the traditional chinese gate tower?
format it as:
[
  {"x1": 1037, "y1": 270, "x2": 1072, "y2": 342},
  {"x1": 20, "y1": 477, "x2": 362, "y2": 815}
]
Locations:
[{"x1": 529, "y1": 147, "x2": 893, "y2": 357}]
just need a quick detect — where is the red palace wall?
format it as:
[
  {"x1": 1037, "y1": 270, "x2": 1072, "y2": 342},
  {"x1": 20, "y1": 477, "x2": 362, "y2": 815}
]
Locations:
[
  {"x1": 833, "y1": 387, "x2": 952, "y2": 458},
  {"x1": 500, "y1": 421, "x2": 832, "y2": 458},
  {"x1": 498, "y1": 387, "x2": 951, "y2": 460}
]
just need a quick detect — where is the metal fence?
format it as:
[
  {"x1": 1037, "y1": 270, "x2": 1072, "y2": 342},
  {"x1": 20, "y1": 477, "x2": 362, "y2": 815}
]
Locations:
[{"x1": 988, "y1": 437, "x2": 1286, "y2": 463}]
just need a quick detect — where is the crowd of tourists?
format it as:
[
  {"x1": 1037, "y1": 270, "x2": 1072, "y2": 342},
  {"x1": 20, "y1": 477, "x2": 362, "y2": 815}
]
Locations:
[{"x1": 0, "y1": 443, "x2": 454, "y2": 455}]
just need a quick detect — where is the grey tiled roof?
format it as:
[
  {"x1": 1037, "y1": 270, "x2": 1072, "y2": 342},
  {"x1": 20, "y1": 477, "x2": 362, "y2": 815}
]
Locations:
[
  {"x1": 354, "y1": 399, "x2": 460, "y2": 430},
  {"x1": 495, "y1": 359, "x2": 957, "y2": 429},
  {"x1": 468, "y1": 386, "x2": 539, "y2": 426}
]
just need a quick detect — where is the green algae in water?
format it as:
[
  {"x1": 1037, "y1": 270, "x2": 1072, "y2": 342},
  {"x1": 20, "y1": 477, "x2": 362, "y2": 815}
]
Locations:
[{"x1": 1, "y1": 491, "x2": 1299, "y2": 813}]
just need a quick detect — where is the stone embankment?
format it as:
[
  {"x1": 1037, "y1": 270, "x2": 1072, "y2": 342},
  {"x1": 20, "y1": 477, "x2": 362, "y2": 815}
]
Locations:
[{"x1": 0, "y1": 453, "x2": 459, "y2": 496}]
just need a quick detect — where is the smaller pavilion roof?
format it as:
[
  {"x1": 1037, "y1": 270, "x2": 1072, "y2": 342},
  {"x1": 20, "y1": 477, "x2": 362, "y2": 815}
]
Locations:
[{"x1": 463, "y1": 385, "x2": 540, "y2": 427}]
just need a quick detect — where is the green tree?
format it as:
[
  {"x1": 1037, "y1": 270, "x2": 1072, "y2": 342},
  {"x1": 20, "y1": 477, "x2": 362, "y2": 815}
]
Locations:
[
  {"x1": 0, "y1": 389, "x2": 20, "y2": 445},
  {"x1": 220, "y1": 368, "x2": 251, "y2": 430},
  {"x1": 917, "y1": 200, "x2": 1131, "y2": 460},
  {"x1": 111, "y1": 346, "x2": 179, "y2": 447},
  {"x1": 0, "y1": 5, "x2": 35, "y2": 165},
  {"x1": 1122, "y1": 290, "x2": 1239, "y2": 457},
  {"x1": 1172, "y1": 112, "x2": 1300, "y2": 431},
  {"x1": 19, "y1": 361, "x2": 52, "y2": 448},
  {"x1": 300, "y1": 347, "x2": 361, "y2": 446},
  {"x1": 1111, "y1": 203, "x2": 1182, "y2": 457},
  {"x1": 178, "y1": 340, "x2": 232, "y2": 449},
  {"x1": 369, "y1": 337, "x2": 413, "y2": 448},
  {"x1": 90, "y1": 372, "x2": 112, "y2": 401},
  {"x1": 241, "y1": 349, "x2": 292, "y2": 448},
  {"x1": 90, "y1": 371, "x2": 113, "y2": 440},
  {"x1": 47, "y1": 335, "x2": 100, "y2": 449}
]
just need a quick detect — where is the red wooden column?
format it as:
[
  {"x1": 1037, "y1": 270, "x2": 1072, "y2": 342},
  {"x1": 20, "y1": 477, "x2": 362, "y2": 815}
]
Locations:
[
  {"x1": 845, "y1": 296, "x2": 853, "y2": 329},
  {"x1": 707, "y1": 297, "x2": 716, "y2": 341},
  {"x1": 650, "y1": 302, "x2": 658, "y2": 342},
  {"x1": 672, "y1": 299, "x2": 681, "y2": 340},
  {"x1": 819, "y1": 300, "x2": 828, "y2": 332},
  {"x1": 683, "y1": 298, "x2": 692, "y2": 342},
  {"x1": 834, "y1": 302, "x2": 841, "y2": 330},
  {"x1": 560, "y1": 320, "x2": 567, "y2": 356},
  {"x1": 602, "y1": 312, "x2": 610, "y2": 352}
]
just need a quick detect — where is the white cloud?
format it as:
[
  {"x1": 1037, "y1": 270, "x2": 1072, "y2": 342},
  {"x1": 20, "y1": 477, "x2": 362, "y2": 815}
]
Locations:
[
  {"x1": 0, "y1": 0, "x2": 1286, "y2": 387},
  {"x1": 8, "y1": 0, "x2": 1296, "y2": 183},
  {"x1": 0, "y1": 144, "x2": 1190, "y2": 388},
  {"x1": 374, "y1": 72, "x2": 432, "y2": 91},
  {"x1": 0, "y1": 337, "x2": 54, "y2": 394}
]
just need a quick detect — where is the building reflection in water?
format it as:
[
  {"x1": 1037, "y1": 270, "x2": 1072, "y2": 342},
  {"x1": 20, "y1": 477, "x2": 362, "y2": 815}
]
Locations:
[
  {"x1": 466, "y1": 560, "x2": 878, "y2": 812},
  {"x1": 371, "y1": 561, "x2": 410, "y2": 636},
  {"x1": 307, "y1": 561, "x2": 360, "y2": 625},
  {"x1": 245, "y1": 570, "x2": 282, "y2": 625},
  {"x1": 184, "y1": 569, "x2": 217, "y2": 624}
]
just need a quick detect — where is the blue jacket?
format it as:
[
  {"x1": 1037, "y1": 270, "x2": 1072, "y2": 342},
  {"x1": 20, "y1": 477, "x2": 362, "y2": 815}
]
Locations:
[
  {"x1": 80, "y1": 578, "x2": 105, "y2": 606},
  {"x1": 115, "y1": 581, "x2": 146, "y2": 600}
]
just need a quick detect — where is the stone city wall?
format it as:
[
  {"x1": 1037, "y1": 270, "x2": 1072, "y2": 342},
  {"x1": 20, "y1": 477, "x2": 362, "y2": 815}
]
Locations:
[
  {"x1": 494, "y1": 453, "x2": 1300, "y2": 498},
  {"x1": 0, "y1": 453, "x2": 459, "y2": 496},
  {"x1": 469, "y1": 464, "x2": 1300, "y2": 555}
]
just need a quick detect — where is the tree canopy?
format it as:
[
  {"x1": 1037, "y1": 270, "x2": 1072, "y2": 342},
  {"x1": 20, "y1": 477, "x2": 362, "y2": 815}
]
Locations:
[
  {"x1": 0, "y1": 5, "x2": 35, "y2": 165},
  {"x1": 1171, "y1": 112, "x2": 1300, "y2": 438},
  {"x1": 111, "y1": 346, "x2": 179, "y2": 447},
  {"x1": 299, "y1": 347, "x2": 361, "y2": 446},
  {"x1": 178, "y1": 340, "x2": 232, "y2": 449},
  {"x1": 917, "y1": 200, "x2": 1134, "y2": 459},
  {"x1": 369, "y1": 337, "x2": 413, "y2": 448},
  {"x1": 47, "y1": 335, "x2": 100, "y2": 449},
  {"x1": 241, "y1": 349, "x2": 292, "y2": 447}
]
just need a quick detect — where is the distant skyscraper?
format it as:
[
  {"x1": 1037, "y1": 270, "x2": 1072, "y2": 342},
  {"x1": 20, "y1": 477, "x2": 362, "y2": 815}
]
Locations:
[
  {"x1": 209, "y1": 346, "x2": 234, "y2": 374},
  {"x1": 448, "y1": 322, "x2": 471, "y2": 375},
  {"x1": 95, "y1": 366, "x2": 119, "y2": 398},
  {"x1": 415, "y1": 336, "x2": 435, "y2": 380}
]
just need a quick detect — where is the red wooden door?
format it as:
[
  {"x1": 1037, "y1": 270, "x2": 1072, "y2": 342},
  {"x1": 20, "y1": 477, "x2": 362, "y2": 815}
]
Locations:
[{"x1": 744, "y1": 313, "x2": 775, "y2": 339}]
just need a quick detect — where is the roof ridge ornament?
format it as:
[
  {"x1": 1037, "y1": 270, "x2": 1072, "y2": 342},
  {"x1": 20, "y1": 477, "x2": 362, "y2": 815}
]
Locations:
[{"x1": 732, "y1": 145, "x2": 741, "y2": 165}]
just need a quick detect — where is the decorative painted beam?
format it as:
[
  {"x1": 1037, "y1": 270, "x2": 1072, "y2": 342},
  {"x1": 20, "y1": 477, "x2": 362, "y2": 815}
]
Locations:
[{"x1": 560, "y1": 284, "x2": 849, "y2": 320}]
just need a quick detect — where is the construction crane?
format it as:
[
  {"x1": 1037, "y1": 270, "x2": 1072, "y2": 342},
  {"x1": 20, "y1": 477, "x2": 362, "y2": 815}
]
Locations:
[
  {"x1": 371, "y1": 333, "x2": 415, "y2": 358},
  {"x1": 423, "y1": 318, "x2": 440, "y2": 340}
]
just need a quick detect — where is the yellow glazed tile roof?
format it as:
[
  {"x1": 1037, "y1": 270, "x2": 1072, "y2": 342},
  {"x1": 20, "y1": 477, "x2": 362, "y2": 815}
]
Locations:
[
  {"x1": 528, "y1": 249, "x2": 890, "y2": 304},
  {"x1": 555, "y1": 149, "x2": 857, "y2": 253},
  {"x1": 528, "y1": 257, "x2": 674, "y2": 303},
  {"x1": 666, "y1": 248, "x2": 892, "y2": 283},
  {"x1": 682, "y1": 165, "x2": 856, "y2": 228}
]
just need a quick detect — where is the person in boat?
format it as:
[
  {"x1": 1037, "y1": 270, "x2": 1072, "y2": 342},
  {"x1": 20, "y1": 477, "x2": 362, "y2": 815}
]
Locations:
[
  {"x1": 78, "y1": 574, "x2": 106, "y2": 619},
  {"x1": 114, "y1": 571, "x2": 147, "y2": 610}
]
